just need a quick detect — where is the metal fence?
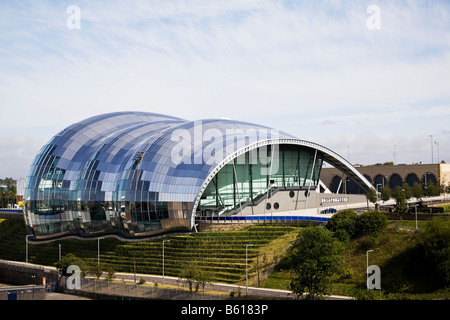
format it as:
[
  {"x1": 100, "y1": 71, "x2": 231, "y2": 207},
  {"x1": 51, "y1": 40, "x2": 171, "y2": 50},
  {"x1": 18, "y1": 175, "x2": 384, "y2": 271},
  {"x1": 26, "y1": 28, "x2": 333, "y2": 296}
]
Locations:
[
  {"x1": 61, "y1": 277, "x2": 298, "y2": 300},
  {"x1": 62, "y1": 277, "x2": 232, "y2": 300}
]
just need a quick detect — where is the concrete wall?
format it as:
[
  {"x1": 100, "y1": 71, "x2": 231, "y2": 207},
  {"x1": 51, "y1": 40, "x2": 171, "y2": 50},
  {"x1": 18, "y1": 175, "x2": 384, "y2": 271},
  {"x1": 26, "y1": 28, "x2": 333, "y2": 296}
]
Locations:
[
  {"x1": 238, "y1": 189, "x2": 367, "y2": 215},
  {"x1": 0, "y1": 285, "x2": 45, "y2": 300},
  {"x1": 0, "y1": 259, "x2": 60, "y2": 289}
]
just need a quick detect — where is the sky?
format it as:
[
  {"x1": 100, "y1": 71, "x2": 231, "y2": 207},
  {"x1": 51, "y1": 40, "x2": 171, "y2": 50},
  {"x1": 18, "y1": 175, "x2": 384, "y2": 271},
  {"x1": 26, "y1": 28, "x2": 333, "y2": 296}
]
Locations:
[{"x1": 1, "y1": 0, "x2": 449, "y2": 179}]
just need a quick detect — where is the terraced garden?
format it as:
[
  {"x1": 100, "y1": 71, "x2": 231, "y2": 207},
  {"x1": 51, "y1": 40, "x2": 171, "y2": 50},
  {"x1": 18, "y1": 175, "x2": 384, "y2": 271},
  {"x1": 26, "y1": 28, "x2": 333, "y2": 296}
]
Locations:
[{"x1": 0, "y1": 218, "x2": 300, "y2": 284}]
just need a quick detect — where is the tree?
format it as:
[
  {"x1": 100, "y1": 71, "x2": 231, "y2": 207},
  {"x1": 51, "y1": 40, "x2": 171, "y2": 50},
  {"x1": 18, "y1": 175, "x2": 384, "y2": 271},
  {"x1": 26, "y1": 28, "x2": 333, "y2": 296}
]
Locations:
[
  {"x1": 411, "y1": 182, "x2": 423, "y2": 201},
  {"x1": 179, "y1": 262, "x2": 209, "y2": 292},
  {"x1": 326, "y1": 209, "x2": 358, "y2": 241},
  {"x1": 392, "y1": 186, "x2": 409, "y2": 218},
  {"x1": 402, "y1": 183, "x2": 412, "y2": 200},
  {"x1": 366, "y1": 188, "x2": 377, "y2": 208},
  {"x1": 424, "y1": 182, "x2": 439, "y2": 197},
  {"x1": 279, "y1": 227, "x2": 345, "y2": 299},
  {"x1": 195, "y1": 268, "x2": 213, "y2": 293},
  {"x1": 326, "y1": 210, "x2": 387, "y2": 241},
  {"x1": 105, "y1": 266, "x2": 116, "y2": 281},
  {"x1": 353, "y1": 211, "x2": 387, "y2": 238},
  {"x1": 55, "y1": 253, "x2": 84, "y2": 276},
  {"x1": 380, "y1": 186, "x2": 391, "y2": 202},
  {"x1": 417, "y1": 219, "x2": 450, "y2": 286},
  {"x1": 91, "y1": 263, "x2": 104, "y2": 280},
  {"x1": 0, "y1": 178, "x2": 16, "y2": 208}
]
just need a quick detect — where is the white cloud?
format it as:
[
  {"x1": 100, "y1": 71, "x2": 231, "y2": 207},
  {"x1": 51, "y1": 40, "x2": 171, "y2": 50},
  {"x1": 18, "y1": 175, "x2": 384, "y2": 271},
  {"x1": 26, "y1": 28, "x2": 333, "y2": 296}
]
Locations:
[{"x1": 1, "y1": 0, "x2": 450, "y2": 178}]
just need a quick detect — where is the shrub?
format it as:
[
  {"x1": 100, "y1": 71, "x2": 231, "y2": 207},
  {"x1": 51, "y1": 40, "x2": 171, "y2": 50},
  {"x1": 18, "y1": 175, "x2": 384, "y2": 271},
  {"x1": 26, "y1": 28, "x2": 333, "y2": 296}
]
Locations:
[
  {"x1": 327, "y1": 210, "x2": 387, "y2": 240},
  {"x1": 417, "y1": 219, "x2": 450, "y2": 286},
  {"x1": 354, "y1": 211, "x2": 387, "y2": 238},
  {"x1": 105, "y1": 266, "x2": 116, "y2": 281},
  {"x1": 326, "y1": 210, "x2": 358, "y2": 239},
  {"x1": 353, "y1": 288, "x2": 380, "y2": 300},
  {"x1": 54, "y1": 253, "x2": 82, "y2": 275}
]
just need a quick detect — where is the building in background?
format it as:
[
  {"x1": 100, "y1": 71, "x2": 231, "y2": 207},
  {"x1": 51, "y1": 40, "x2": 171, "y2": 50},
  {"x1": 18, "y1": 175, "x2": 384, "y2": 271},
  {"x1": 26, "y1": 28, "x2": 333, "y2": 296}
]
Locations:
[
  {"x1": 23, "y1": 111, "x2": 373, "y2": 240},
  {"x1": 320, "y1": 163, "x2": 450, "y2": 194}
]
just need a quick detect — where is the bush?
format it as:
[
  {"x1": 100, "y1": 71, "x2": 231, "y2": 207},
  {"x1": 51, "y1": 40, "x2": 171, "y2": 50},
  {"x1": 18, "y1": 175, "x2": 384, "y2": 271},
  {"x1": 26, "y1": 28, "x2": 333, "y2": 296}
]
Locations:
[
  {"x1": 327, "y1": 210, "x2": 387, "y2": 240},
  {"x1": 326, "y1": 210, "x2": 358, "y2": 239},
  {"x1": 105, "y1": 266, "x2": 116, "y2": 281},
  {"x1": 353, "y1": 288, "x2": 380, "y2": 300},
  {"x1": 54, "y1": 253, "x2": 82, "y2": 275},
  {"x1": 354, "y1": 211, "x2": 387, "y2": 238},
  {"x1": 417, "y1": 219, "x2": 450, "y2": 286}
]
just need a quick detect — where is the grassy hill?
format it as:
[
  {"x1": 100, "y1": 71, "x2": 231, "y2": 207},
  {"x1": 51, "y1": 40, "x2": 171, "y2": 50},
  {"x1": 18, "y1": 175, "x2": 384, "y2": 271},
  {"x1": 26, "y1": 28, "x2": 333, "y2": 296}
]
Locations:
[
  {"x1": 262, "y1": 219, "x2": 449, "y2": 299},
  {"x1": 0, "y1": 217, "x2": 448, "y2": 299},
  {"x1": 0, "y1": 218, "x2": 299, "y2": 284}
]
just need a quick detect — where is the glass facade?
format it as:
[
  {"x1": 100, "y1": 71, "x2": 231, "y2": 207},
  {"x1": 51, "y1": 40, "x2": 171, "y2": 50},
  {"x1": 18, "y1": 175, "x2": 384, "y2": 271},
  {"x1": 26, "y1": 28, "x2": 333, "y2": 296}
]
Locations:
[
  {"x1": 198, "y1": 145, "x2": 323, "y2": 216},
  {"x1": 24, "y1": 111, "x2": 312, "y2": 239}
]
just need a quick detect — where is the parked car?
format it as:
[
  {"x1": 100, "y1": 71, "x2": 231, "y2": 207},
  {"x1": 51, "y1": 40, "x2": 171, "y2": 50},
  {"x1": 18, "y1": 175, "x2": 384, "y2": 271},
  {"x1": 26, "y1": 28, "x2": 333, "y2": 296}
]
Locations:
[{"x1": 320, "y1": 208, "x2": 337, "y2": 214}]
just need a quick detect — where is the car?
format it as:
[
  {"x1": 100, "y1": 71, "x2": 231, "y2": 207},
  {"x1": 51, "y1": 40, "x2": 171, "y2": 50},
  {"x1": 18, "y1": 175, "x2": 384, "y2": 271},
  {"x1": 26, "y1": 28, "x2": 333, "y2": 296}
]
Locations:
[{"x1": 320, "y1": 208, "x2": 337, "y2": 214}]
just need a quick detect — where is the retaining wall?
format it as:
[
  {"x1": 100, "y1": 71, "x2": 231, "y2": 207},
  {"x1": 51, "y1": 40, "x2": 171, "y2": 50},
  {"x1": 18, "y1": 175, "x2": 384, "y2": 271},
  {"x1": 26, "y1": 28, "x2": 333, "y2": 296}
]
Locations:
[{"x1": 0, "y1": 259, "x2": 61, "y2": 289}]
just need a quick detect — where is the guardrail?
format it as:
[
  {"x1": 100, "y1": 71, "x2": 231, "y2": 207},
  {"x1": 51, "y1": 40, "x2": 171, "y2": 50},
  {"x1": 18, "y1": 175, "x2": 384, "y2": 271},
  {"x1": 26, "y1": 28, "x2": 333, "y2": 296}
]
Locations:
[
  {"x1": 197, "y1": 215, "x2": 329, "y2": 223},
  {"x1": 0, "y1": 208, "x2": 23, "y2": 213}
]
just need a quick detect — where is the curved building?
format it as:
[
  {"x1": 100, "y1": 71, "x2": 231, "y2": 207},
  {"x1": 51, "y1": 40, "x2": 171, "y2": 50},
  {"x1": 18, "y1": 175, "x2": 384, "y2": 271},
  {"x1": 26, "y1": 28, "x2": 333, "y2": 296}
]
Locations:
[{"x1": 23, "y1": 111, "x2": 373, "y2": 240}]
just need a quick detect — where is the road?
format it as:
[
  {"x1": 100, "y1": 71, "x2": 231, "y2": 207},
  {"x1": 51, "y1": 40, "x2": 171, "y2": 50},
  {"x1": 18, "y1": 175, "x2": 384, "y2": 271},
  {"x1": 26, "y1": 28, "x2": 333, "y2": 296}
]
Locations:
[{"x1": 107, "y1": 272, "x2": 351, "y2": 300}]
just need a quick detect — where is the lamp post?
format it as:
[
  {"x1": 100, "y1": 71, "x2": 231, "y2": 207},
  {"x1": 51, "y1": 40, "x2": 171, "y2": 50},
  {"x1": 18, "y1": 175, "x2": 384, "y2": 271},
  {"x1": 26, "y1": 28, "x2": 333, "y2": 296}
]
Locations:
[
  {"x1": 246, "y1": 244, "x2": 253, "y2": 295},
  {"x1": 415, "y1": 204, "x2": 418, "y2": 230},
  {"x1": 25, "y1": 235, "x2": 30, "y2": 263},
  {"x1": 58, "y1": 244, "x2": 61, "y2": 260},
  {"x1": 430, "y1": 135, "x2": 433, "y2": 164},
  {"x1": 97, "y1": 237, "x2": 105, "y2": 266},
  {"x1": 376, "y1": 184, "x2": 382, "y2": 209},
  {"x1": 366, "y1": 250, "x2": 373, "y2": 290},
  {"x1": 162, "y1": 240, "x2": 170, "y2": 285},
  {"x1": 435, "y1": 140, "x2": 440, "y2": 164}
]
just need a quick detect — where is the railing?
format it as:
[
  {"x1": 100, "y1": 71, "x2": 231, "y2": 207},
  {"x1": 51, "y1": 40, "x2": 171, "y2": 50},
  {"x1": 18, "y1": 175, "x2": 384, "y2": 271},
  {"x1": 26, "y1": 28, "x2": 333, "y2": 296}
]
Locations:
[
  {"x1": 196, "y1": 215, "x2": 329, "y2": 223},
  {"x1": 61, "y1": 276, "x2": 299, "y2": 300}
]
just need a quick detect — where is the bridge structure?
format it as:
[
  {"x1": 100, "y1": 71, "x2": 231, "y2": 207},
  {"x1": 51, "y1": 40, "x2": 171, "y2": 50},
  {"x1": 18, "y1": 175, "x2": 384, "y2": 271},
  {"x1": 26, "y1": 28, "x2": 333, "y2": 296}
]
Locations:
[{"x1": 320, "y1": 163, "x2": 450, "y2": 194}]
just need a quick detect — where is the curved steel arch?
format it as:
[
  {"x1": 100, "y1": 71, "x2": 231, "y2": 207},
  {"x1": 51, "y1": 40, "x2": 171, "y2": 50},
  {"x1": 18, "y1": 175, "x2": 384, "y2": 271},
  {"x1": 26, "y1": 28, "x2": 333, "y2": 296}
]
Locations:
[{"x1": 190, "y1": 138, "x2": 375, "y2": 228}]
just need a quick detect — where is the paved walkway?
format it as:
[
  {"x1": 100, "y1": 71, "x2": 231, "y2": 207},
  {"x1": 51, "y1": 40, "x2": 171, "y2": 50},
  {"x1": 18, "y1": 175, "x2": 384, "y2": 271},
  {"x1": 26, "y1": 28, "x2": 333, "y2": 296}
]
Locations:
[
  {"x1": 106, "y1": 272, "x2": 351, "y2": 300},
  {"x1": 45, "y1": 292, "x2": 91, "y2": 300}
]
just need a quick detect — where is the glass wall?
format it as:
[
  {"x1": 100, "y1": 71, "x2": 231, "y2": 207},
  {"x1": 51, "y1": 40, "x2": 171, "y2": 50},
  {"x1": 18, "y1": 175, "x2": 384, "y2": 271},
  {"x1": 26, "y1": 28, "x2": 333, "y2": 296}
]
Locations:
[
  {"x1": 23, "y1": 111, "x2": 318, "y2": 240},
  {"x1": 198, "y1": 144, "x2": 323, "y2": 216}
]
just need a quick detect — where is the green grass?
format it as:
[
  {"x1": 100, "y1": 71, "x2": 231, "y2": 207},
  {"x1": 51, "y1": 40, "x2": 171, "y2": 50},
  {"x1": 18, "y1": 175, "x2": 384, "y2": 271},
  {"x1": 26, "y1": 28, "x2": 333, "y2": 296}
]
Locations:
[
  {"x1": 263, "y1": 220, "x2": 450, "y2": 299},
  {"x1": 0, "y1": 219, "x2": 300, "y2": 284},
  {"x1": 1, "y1": 218, "x2": 448, "y2": 299}
]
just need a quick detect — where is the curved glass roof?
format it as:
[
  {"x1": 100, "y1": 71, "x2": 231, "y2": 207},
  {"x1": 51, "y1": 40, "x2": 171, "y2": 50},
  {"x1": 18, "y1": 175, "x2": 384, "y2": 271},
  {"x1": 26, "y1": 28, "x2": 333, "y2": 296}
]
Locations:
[{"x1": 25, "y1": 111, "x2": 296, "y2": 204}]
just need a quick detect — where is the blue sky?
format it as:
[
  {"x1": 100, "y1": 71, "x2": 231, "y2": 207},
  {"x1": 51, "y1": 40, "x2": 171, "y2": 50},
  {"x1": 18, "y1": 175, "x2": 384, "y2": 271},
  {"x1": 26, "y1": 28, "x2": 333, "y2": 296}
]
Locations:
[{"x1": 1, "y1": 0, "x2": 449, "y2": 179}]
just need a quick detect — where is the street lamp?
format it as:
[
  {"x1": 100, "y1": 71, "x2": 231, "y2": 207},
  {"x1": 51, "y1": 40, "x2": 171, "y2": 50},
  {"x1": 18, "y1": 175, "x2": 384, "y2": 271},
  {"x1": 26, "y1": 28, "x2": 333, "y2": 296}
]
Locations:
[
  {"x1": 430, "y1": 135, "x2": 433, "y2": 164},
  {"x1": 25, "y1": 235, "x2": 31, "y2": 263},
  {"x1": 97, "y1": 237, "x2": 105, "y2": 266},
  {"x1": 246, "y1": 244, "x2": 253, "y2": 295},
  {"x1": 162, "y1": 240, "x2": 170, "y2": 285},
  {"x1": 435, "y1": 140, "x2": 440, "y2": 164},
  {"x1": 414, "y1": 204, "x2": 418, "y2": 230},
  {"x1": 376, "y1": 184, "x2": 382, "y2": 209},
  {"x1": 366, "y1": 250, "x2": 373, "y2": 290}
]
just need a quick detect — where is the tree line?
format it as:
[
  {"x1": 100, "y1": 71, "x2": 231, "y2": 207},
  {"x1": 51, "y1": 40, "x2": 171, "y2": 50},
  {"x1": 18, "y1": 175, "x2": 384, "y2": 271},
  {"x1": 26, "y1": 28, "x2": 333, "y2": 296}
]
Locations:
[
  {"x1": 0, "y1": 178, "x2": 17, "y2": 208},
  {"x1": 366, "y1": 181, "x2": 444, "y2": 216}
]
